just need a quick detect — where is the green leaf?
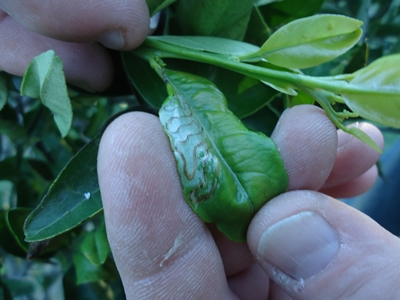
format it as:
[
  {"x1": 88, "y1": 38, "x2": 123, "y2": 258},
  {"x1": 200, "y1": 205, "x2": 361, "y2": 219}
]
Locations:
[
  {"x1": 72, "y1": 252, "x2": 118, "y2": 285},
  {"x1": 163, "y1": 59, "x2": 279, "y2": 118},
  {"x1": 20, "y1": 50, "x2": 73, "y2": 137},
  {"x1": 0, "y1": 119, "x2": 27, "y2": 144},
  {"x1": 122, "y1": 51, "x2": 167, "y2": 108},
  {"x1": 254, "y1": 0, "x2": 283, "y2": 6},
  {"x1": 80, "y1": 221, "x2": 110, "y2": 266},
  {"x1": 0, "y1": 72, "x2": 7, "y2": 111},
  {"x1": 342, "y1": 54, "x2": 400, "y2": 128},
  {"x1": 176, "y1": 0, "x2": 254, "y2": 40},
  {"x1": 146, "y1": 0, "x2": 175, "y2": 16},
  {"x1": 24, "y1": 136, "x2": 102, "y2": 242},
  {"x1": 0, "y1": 208, "x2": 31, "y2": 257},
  {"x1": 149, "y1": 36, "x2": 260, "y2": 56},
  {"x1": 159, "y1": 69, "x2": 288, "y2": 242},
  {"x1": 263, "y1": 0, "x2": 325, "y2": 27},
  {"x1": 240, "y1": 14, "x2": 363, "y2": 69},
  {"x1": 244, "y1": 5, "x2": 271, "y2": 46}
]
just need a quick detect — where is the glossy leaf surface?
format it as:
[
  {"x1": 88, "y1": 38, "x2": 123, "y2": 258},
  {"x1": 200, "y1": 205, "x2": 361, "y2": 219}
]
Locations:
[
  {"x1": 20, "y1": 50, "x2": 72, "y2": 137},
  {"x1": 342, "y1": 54, "x2": 400, "y2": 128},
  {"x1": 24, "y1": 136, "x2": 102, "y2": 242},
  {"x1": 159, "y1": 69, "x2": 288, "y2": 241},
  {"x1": 241, "y1": 14, "x2": 363, "y2": 69},
  {"x1": 176, "y1": 0, "x2": 253, "y2": 40}
]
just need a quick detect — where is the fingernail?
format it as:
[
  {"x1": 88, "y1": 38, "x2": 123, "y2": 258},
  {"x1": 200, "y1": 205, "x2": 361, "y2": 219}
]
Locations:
[
  {"x1": 96, "y1": 29, "x2": 125, "y2": 50},
  {"x1": 257, "y1": 211, "x2": 340, "y2": 280}
]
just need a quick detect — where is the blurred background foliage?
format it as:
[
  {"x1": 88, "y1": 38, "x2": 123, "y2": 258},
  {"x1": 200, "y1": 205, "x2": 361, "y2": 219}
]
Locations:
[{"x1": 1, "y1": 0, "x2": 400, "y2": 298}]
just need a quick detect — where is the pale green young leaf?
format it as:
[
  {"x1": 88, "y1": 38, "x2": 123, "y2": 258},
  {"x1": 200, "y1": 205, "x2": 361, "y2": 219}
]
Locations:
[
  {"x1": 149, "y1": 36, "x2": 260, "y2": 56},
  {"x1": 24, "y1": 136, "x2": 102, "y2": 242},
  {"x1": 240, "y1": 14, "x2": 363, "y2": 69},
  {"x1": 0, "y1": 72, "x2": 7, "y2": 110},
  {"x1": 20, "y1": 50, "x2": 72, "y2": 137},
  {"x1": 342, "y1": 54, "x2": 400, "y2": 128},
  {"x1": 159, "y1": 69, "x2": 288, "y2": 242}
]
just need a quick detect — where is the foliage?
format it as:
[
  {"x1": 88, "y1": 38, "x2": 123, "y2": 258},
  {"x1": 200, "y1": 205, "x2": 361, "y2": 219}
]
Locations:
[{"x1": 1, "y1": 0, "x2": 400, "y2": 298}]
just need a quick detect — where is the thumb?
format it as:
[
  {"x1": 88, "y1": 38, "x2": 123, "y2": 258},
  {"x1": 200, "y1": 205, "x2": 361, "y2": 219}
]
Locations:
[
  {"x1": 0, "y1": 0, "x2": 150, "y2": 50},
  {"x1": 248, "y1": 190, "x2": 400, "y2": 300}
]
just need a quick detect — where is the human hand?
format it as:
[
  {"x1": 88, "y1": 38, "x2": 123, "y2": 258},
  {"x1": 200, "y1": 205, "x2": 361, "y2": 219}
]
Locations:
[
  {"x1": 0, "y1": 0, "x2": 149, "y2": 92},
  {"x1": 98, "y1": 105, "x2": 400, "y2": 299}
]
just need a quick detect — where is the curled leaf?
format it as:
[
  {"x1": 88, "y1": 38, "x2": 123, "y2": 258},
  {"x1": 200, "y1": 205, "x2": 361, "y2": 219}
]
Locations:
[
  {"x1": 21, "y1": 50, "x2": 72, "y2": 137},
  {"x1": 159, "y1": 69, "x2": 288, "y2": 242}
]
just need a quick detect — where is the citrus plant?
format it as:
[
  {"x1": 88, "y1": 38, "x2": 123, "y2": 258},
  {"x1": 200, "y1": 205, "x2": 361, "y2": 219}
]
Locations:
[{"x1": 1, "y1": 0, "x2": 400, "y2": 298}]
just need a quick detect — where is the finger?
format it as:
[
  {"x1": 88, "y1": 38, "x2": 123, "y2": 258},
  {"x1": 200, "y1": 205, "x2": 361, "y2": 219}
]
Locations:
[
  {"x1": 321, "y1": 122, "x2": 383, "y2": 190},
  {"x1": 98, "y1": 112, "x2": 234, "y2": 299},
  {"x1": 271, "y1": 105, "x2": 338, "y2": 191},
  {"x1": 320, "y1": 165, "x2": 378, "y2": 198},
  {"x1": 248, "y1": 190, "x2": 400, "y2": 300},
  {"x1": 0, "y1": 0, "x2": 149, "y2": 50},
  {"x1": 227, "y1": 263, "x2": 270, "y2": 300},
  {"x1": 0, "y1": 13, "x2": 113, "y2": 92},
  {"x1": 211, "y1": 105, "x2": 338, "y2": 278}
]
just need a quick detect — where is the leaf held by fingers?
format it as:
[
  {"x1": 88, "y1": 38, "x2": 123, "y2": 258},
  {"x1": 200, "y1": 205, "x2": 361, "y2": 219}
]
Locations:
[{"x1": 159, "y1": 69, "x2": 288, "y2": 242}]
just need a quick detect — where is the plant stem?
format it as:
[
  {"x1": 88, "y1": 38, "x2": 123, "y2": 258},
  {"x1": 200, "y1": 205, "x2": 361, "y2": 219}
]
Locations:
[{"x1": 140, "y1": 38, "x2": 399, "y2": 98}]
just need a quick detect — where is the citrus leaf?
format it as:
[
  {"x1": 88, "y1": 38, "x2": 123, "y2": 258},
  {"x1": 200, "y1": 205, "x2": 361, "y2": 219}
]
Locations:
[
  {"x1": 24, "y1": 136, "x2": 102, "y2": 242},
  {"x1": 176, "y1": 0, "x2": 254, "y2": 40},
  {"x1": 0, "y1": 72, "x2": 7, "y2": 111},
  {"x1": 146, "y1": 0, "x2": 175, "y2": 16},
  {"x1": 72, "y1": 251, "x2": 118, "y2": 285},
  {"x1": 149, "y1": 36, "x2": 260, "y2": 56},
  {"x1": 240, "y1": 14, "x2": 363, "y2": 69},
  {"x1": 0, "y1": 208, "x2": 31, "y2": 257},
  {"x1": 20, "y1": 50, "x2": 72, "y2": 137},
  {"x1": 342, "y1": 54, "x2": 400, "y2": 128},
  {"x1": 159, "y1": 69, "x2": 288, "y2": 242},
  {"x1": 80, "y1": 221, "x2": 110, "y2": 266}
]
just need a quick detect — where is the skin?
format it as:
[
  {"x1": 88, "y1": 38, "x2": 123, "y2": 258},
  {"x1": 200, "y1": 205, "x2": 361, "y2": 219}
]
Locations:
[{"x1": 1, "y1": 2, "x2": 399, "y2": 299}]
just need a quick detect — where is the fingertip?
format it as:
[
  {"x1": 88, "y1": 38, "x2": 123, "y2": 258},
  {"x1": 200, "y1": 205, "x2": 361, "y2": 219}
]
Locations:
[
  {"x1": 271, "y1": 105, "x2": 338, "y2": 191},
  {"x1": 248, "y1": 190, "x2": 400, "y2": 299}
]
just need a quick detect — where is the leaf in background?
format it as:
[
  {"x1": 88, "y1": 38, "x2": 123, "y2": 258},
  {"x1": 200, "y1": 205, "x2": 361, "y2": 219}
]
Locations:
[
  {"x1": 146, "y1": 0, "x2": 175, "y2": 16},
  {"x1": 24, "y1": 136, "x2": 102, "y2": 242},
  {"x1": 159, "y1": 69, "x2": 288, "y2": 242},
  {"x1": 0, "y1": 72, "x2": 7, "y2": 111},
  {"x1": 254, "y1": 0, "x2": 283, "y2": 6},
  {"x1": 0, "y1": 208, "x2": 31, "y2": 257},
  {"x1": 72, "y1": 251, "x2": 118, "y2": 285},
  {"x1": 262, "y1": 0, "x2": 325, "y2": 27},
  {"x1": 122, "y1": 51, "x2": 167, "y2": 108},
  {"x1": 240, "y1": 14, "x2": 363, "y2": 69},
  {"x1": 176, "y1": 0, "x2": 254, "y2": 40},
  {"x1": 20, "y1": 50, "x2": 73, "y2": 137},
  {"x1": 244, "y1": 5, "x2": 271, "y2": 46},
  {"x1": 342, "y1": 54, "x2": 400, "y2": 128},
  {"x1": 288, "y1": 90, "x2": 315, "y2": 107},
  {"x1": 80, "y1": 220, "x2": 110, "y2": 266},
  {"x1": 149, "y1": 36, "x2": 260, "y2": 56},
  {"x1": 0, "y1": 119, "x2": 27, "y2": 144}
]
